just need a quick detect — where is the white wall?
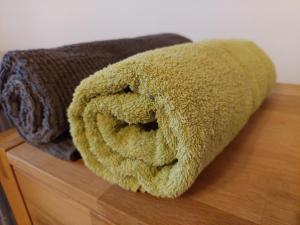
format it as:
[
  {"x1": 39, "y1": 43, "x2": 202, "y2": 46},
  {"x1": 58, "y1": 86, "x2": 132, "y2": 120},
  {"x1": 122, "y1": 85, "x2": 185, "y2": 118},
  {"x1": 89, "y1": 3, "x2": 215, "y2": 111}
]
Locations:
[{"x1": 0, "y1": 0, "x2": 299, "y2": 83}]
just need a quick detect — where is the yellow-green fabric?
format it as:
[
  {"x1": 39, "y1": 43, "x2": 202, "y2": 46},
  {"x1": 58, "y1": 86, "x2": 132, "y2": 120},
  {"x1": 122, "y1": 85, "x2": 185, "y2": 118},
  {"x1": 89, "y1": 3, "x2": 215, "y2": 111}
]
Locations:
[{"x1": 68, "y1": 40, "x2": 276, "y2": 198}]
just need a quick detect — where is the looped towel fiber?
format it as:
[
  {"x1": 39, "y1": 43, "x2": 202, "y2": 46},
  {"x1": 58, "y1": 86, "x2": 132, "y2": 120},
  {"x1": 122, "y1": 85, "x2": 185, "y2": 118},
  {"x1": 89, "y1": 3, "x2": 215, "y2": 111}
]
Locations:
[
  {"x1": 0, "y1": 33, "x2": 190, "y2": 160},
  {"x1": 68, "y1": 40, "x2": 276, "y2": 197}
]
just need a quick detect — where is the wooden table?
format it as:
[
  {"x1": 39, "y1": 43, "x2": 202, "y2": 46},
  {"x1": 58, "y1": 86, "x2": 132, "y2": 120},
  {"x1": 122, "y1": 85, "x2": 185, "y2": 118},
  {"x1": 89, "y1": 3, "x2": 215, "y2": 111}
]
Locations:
[{"x1": 1, "y1": 83, "x2": 299, "y2": 225}]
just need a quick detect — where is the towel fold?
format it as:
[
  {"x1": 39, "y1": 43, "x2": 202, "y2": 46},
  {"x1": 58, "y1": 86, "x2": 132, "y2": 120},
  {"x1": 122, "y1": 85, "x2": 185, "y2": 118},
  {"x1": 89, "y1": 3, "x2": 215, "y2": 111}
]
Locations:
[
  {"x1": 68, "y1": 40, "x2": 275, "y2": 197},
  {"x1": 0, "y1": 33, "x2": 191, "y2": 160}
]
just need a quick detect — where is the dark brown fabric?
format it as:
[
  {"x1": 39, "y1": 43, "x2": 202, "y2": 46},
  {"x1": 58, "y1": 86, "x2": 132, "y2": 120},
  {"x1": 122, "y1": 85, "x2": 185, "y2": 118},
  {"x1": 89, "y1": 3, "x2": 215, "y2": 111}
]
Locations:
[
  {"x1": 0, "y1": 106, "x2": 12, "y2": 132},
  {"x1": 0, "y1": 33, "x2": 191, "y2": 160}
]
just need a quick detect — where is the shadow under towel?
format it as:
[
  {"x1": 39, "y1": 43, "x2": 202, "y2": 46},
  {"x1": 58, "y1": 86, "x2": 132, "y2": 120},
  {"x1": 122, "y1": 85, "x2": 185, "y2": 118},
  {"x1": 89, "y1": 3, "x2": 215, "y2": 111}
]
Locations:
[
  {"x1": 0, "y1": 33, "x2": 191, "y2": 160},
  {"x1": 0, "y1": 106, "x2": 12, "y2": 131}
]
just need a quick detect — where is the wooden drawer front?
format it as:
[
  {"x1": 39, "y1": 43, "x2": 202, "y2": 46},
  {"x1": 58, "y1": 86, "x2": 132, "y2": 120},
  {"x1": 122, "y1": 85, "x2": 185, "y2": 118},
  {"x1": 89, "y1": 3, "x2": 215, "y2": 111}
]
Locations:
[{"x1": 14, "y1": 167, "x2": 92, "y2": 225}]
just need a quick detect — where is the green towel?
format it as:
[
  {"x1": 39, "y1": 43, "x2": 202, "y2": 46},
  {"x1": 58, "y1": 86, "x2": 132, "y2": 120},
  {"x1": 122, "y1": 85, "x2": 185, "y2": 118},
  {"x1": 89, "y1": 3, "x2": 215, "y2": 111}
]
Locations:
[{"x1": 68, "y1": 40, "x2": 276, "y2": 198}]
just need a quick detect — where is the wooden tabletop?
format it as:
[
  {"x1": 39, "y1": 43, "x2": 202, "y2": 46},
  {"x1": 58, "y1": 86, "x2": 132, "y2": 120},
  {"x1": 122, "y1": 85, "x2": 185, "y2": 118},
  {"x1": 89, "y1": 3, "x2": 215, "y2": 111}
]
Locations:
[
  {"x1": 0, "y1": 128, "x2": 24, "y2": 152},
  {"x1": 6, "y1": 83, "x2": 300, "y2": 225}
]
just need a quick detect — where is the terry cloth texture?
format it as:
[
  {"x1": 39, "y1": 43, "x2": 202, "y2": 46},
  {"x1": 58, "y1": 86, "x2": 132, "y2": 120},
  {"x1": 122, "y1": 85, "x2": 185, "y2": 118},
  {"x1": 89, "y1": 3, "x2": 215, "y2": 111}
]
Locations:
[
  {"x1": 68, "y1": 40, "x2": 276, "y2": 198},
  {"x1": 0, "y1": 53, "x2": 12, "y2": 131},
  {"x1": 0, "y1": 33, "x2": 191, "y2": 160}
]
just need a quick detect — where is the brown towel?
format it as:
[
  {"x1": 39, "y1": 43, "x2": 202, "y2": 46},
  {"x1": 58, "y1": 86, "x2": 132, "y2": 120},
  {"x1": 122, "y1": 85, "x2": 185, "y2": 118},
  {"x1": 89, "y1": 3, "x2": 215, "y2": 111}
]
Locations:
[
  {"x1": 0, "y1": 33, "x2": 191, "y2": 160},
  {"x1": 0, "y1": 106, "x2": 12, "y2": 132}
]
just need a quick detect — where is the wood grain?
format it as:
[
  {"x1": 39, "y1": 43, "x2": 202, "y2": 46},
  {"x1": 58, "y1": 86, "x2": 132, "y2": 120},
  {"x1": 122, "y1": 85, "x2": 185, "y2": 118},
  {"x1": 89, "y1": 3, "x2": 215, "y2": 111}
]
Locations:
[
  {"x1": 0, "y1": 128, "x2": 31, "y2": 225},
  {"x1": 14, "y1": 168, "x2": 92, "y2": 225},
  {"x1": 90, "y1": 210, "x2": 116, "y2": 225},
  {"x1": 99, "y1": 186, "x2": 256, "y2": 225},
  {"x1": 6, "y1": 83, "x2": 300, "y2": 225},
  {"x1": 273, "y1": 83, "x2": 300, "y2": 96},
  {"x1": 0, "y1": 128, "x2": 24, "y2": 151},
  {"x1": 8, "y1": 144, "x2": 112, "y2": 211}
]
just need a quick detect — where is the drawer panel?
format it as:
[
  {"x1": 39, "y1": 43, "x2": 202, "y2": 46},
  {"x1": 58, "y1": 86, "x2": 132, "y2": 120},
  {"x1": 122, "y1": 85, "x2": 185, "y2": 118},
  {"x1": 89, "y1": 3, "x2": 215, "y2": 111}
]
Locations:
[{"x1": 14, "y1": 167, "x2": 92, "y2": 225}]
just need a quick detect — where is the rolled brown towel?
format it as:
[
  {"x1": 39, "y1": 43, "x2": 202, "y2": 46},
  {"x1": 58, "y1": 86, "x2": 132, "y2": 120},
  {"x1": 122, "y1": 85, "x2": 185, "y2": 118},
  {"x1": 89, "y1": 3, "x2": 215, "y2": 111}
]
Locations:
[
  {"x1": 0, "y1": 53, "x2": 12, "y2": 132},
  {"x1": 0, "y1": 106, "x2": 12, "y2": 132},
  {"x1": 0, "y1": 33, "x2": 191, "y2": 160}
]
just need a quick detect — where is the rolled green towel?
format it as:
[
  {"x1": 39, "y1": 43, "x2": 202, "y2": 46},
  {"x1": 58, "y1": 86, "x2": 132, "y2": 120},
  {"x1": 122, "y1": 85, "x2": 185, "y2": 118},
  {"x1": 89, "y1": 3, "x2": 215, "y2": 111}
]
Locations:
[{"x1": 68, "y1": 40, "x2": 276, "y2": 198}]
